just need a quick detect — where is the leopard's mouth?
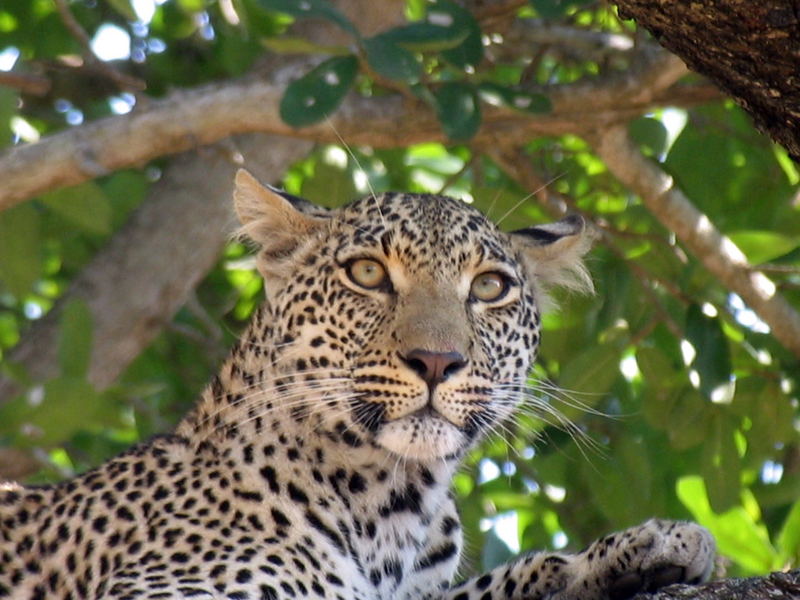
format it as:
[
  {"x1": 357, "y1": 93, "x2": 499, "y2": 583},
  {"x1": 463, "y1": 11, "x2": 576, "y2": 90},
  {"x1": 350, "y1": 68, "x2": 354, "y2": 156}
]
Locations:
[{"x1": 374, "y1": 412, "x2": 466, "y2": 460}]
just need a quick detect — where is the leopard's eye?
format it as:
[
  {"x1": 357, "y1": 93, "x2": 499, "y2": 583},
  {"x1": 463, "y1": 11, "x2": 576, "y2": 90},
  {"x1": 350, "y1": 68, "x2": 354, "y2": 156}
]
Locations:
[
  {"x1": 470, "y1": 272, "x2": 509, "y2": 302},
  {"x1": 347, "y1": 258, "x2": 388, "y2": 290}
]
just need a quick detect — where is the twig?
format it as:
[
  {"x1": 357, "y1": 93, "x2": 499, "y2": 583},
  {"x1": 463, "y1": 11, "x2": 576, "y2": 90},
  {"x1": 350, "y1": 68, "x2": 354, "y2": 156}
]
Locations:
[
  {"x1": 592, "y1": 125, "x2": 800, "y2": 360},
  {"x1": 0, "y1": 71, "x2": 50, "y2": 96},
  {"x1": 53, "y1": 0, "x2": 145, "y2": 92}
]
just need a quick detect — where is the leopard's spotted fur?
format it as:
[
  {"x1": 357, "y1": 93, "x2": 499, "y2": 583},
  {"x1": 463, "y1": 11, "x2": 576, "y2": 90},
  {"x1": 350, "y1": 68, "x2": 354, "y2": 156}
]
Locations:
[{"x1": 0, "y1": 170, "x2": 714, "y2": 599}]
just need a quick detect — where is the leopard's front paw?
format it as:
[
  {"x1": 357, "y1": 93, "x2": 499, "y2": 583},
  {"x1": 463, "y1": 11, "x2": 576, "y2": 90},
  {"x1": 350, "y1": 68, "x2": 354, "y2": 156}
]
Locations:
[{"x1": 578, "y1": 519, "x2": 715, "y2": 600}]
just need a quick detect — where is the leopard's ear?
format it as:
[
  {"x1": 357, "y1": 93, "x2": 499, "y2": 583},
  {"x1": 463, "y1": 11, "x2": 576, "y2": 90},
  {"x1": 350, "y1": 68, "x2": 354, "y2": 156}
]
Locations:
[
  {"x1": 233, "y1": 169, "x2": 329, "y2": 278},
  {"x1": 509, "y1": 214, "x2": 596, "y2": 302}
]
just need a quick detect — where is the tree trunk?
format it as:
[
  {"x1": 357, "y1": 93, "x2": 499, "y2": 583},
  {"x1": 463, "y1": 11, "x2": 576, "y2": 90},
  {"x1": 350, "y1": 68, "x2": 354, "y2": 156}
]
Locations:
[
  {"x1": 633, "y1": 569, "x2": 800, "y2": 599},
  {"x1": 613, "y1": 0, "x2": 800, "y2": 160}
]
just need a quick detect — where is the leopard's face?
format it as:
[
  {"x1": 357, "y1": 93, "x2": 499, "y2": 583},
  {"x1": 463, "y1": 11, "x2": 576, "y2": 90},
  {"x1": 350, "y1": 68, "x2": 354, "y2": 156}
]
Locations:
[{"x1": 234, "y1": 171, "x2": 592, "y2": 461}]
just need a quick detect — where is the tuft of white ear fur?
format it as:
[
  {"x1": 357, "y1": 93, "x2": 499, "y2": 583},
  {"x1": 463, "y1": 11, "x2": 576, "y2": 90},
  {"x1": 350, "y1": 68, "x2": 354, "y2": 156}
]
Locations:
[
  {"x1": 510, "y1": 215, "x2": 597, "y2": 308},
  {"x1": 234, "y1": 169, "x2": 320, "y2": 243},
  {"x1": 232, "y1": 169, "x2": 327, "y2": 278}
]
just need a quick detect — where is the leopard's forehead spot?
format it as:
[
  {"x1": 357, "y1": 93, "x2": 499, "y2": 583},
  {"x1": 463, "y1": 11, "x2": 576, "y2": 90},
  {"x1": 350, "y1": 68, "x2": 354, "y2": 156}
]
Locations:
[{"x1": 331, "y1": 193, "x2": 514, "y2": 273}]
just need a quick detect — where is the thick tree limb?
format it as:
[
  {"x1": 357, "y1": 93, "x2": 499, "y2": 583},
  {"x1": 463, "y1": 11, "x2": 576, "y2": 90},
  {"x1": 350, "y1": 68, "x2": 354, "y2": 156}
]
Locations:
[
  {"x1": 0, "y1": 50, "x2": 719, "y2": 211},
  {"x1": 592, "y1": 125, "x2": 800, "y2": 360},
  {"x1": 0, "y1": 135, "x2": 311, "y2": 406},
  {"x1": 614, "y1": 0, "x2": 800, "y2": 160},
  {"x1": 633, "y1": 569, "x2": 800, "y2": 600}
]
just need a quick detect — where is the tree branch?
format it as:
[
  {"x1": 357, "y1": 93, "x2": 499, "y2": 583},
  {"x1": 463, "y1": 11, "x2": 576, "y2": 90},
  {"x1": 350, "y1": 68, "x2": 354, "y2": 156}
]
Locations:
[
  {"x1": 592, "y1": 125, "x2": 800, "y2": 360},
  {"x1": 0, "y1": 49, "x2": 718, "y2": 212},
  {"x1": 633, "y1": 569, "x2": 800, "y2": 600},
  {"x1": 0, "y1": 134, "x2": 312, "y2": 406}
]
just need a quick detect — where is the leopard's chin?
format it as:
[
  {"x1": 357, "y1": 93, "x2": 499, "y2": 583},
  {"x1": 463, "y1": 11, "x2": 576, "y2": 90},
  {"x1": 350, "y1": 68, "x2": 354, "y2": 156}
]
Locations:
[{"x1": 375, "y1": 413, "x2": 466, "y2": 460}]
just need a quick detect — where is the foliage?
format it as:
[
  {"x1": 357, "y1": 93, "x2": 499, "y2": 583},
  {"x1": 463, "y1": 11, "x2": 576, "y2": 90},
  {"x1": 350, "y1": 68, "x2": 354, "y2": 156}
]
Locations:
[{"x1": 1, "y1": 0, "x2": 799, "y2": 579}]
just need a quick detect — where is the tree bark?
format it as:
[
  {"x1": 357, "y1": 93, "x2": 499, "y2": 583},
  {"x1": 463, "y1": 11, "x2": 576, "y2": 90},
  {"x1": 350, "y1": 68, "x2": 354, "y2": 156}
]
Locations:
[
  {"x1": 633, "y1": 569, "x2": 800, "y2": 600},
  {"x1": 614, "y1": 0, "x2": 800, "y2": 160},
  {"x1": 0, "y1": 51, "x2": 718, "y2": 211}
]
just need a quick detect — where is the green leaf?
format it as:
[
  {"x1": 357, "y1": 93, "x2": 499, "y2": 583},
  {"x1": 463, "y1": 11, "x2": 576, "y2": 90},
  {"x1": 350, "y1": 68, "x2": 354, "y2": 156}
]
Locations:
[
  {"x1": 665, "y1": 104, "x2": 795, "y2": 231},
  {"x1": 0, "y1": 203, "x2": 41, "y2": 298},
  {"x1": 0, "y1": 378, "x2": 107, "y2": 446},
  {"x1": 558, "y1": 343, "x2": 622, "y2": 397},
  {"x1": 106, "y1": 0, "x2": 138, "y2": 20},
  {"x1": 58, "y1": 299, "x2": 93, "y2": 379},
  {"x1": 280, "y1": 55, "x2": 359, "y2": 127},
  {"x1": 479, "y1": 83, "x2": 552, "y2": 114},
  {"x1": 300, "y1": 158, "x2": 359, "y2": 206},
  {"x1": 741, "y1": 380, "x2": 797, "y2": 456},
  {"x1": 685, "y1": 304, "x2": 732, "y2": 401},
  {"x1": 636, "y1": 346, "x2": 679, "y2": 385},
  {"x1": 700, "y1": 415, "x2": 741, "y2": 512},
  {"x1": 777, "y1": 499, "x2": 800, "y2": 565},
  {"x1": 256, "y1": 0, "x2": 357, "y2": 36},
  {"x1": 0, "y1": 86, "x2": 17, "y2": 148},
  {"x1": 481, "y1": 527, "x2": 515, "y2": 571},
  {"x1": 529, "y1": 0, "x2": 591, "y2": 19},
  {"x1": 363, "y1": 35, "x2": 422, "y2": 83},
  {"x1": 40, "y1": 182, "x2": 111, "y2": 235},
  {"x1": 428, "y1": 0, "x2": 483, "y2": 67},
  {"x1": 629, "y1": 117, "x2": 668, "y2": 156},
  {"x1": 677, "y1": 476, "x2": 777, "y2": 574},
  {"x1": 666, "y1": 390, "x2": 711, "y2": 450},
  {"x1": 261, "y1": 36, "x2": 350, "y2": 55},
  {"x1": 433, "y1": 82, "x2": 481, "y2": 141},
  {"x1": 727, "y1": 230, "x2": 800, "y2": 264},
  {"x1": 380, "y1": 22, "x2": 469, "y2": 53}
]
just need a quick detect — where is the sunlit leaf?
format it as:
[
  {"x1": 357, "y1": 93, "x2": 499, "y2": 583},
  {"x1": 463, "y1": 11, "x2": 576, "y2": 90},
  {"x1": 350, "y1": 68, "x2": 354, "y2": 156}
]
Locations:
[
  {"x1": 777, "y1": 500, "x2": 800, "y2": 565},
  {"x1": 280, "y1": 55, "x2": 359, "y2": 127},
  {"x1": 727, "y1": 230, "x2": 800, "y2": 264},
  {"x1": 677, "y1": 476, "x2": 777, "y2": 574}
]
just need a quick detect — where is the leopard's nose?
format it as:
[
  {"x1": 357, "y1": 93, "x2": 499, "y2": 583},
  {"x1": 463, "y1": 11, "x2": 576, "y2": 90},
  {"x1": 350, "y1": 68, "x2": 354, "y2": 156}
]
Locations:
[{"x1": 402, "y1": 349, "x2": 467, "y2": 388}]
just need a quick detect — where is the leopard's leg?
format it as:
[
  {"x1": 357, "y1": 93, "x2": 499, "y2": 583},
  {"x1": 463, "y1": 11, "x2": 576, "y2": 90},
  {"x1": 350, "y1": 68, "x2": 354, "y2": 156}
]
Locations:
[{"x1": 443, "y1": 519, "x2": 714, "y2": 600}]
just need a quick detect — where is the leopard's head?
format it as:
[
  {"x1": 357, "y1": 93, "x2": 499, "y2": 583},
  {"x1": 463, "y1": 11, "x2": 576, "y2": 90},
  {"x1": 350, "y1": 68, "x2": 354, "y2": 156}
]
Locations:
[{"x1": 233, "y1": 169, "x2": 594, "y2": 461}]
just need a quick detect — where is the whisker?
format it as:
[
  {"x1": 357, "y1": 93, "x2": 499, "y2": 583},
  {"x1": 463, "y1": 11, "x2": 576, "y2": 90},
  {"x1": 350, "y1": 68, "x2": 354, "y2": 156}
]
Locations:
[{"x1": 495, "y1": 172, "x2": 566, "y2": 227}]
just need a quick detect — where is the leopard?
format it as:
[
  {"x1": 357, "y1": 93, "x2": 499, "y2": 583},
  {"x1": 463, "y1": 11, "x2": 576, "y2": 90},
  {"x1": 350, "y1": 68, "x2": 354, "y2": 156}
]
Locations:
[{"x1": 0, "y1": 169, "x2": 715, "y2": 600}]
